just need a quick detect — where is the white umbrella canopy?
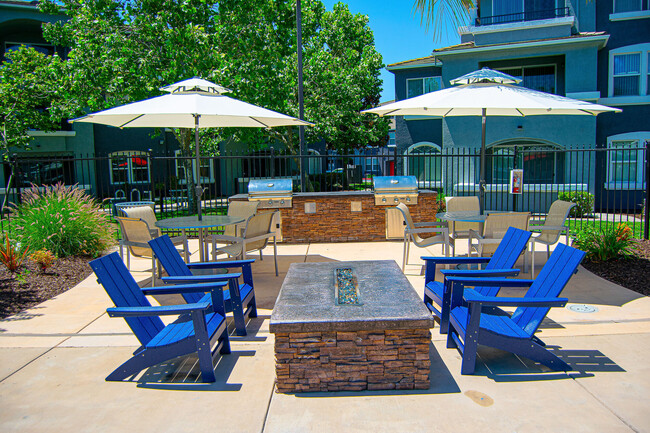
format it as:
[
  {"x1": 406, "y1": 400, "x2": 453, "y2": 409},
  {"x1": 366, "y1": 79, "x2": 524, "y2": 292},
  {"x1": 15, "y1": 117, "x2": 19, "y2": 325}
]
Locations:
[
  {"x1": 71, "y1": 78, "x2": 312, "y2": 219},
  {"x1": 362, "y1": 68, "x2": 621, "y2": 212}
]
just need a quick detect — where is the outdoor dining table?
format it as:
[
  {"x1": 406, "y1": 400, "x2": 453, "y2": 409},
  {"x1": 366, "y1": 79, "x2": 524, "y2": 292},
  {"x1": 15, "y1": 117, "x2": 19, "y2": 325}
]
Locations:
[
  {"x1": 435, "y1": 210, "x2": 505, "y2": 223},
  {"x1": 155, "y1": 215, "x2": 245, "y2": 262}
]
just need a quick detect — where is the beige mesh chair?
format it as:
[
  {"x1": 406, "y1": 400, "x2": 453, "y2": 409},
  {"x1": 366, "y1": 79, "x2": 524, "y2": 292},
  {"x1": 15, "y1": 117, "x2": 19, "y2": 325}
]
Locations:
[
  {"x1": 530, "y1": 200, "x2": 576, "y2": 275},
  {"x1": 224, "y1": 201, "x2": 259, "y2": 237},
  {"x1": 468, "y1": 212, "x2": 531, "y2": 261},
  {"x1": 445, "y1": 196, "x2": 481, "y2": 256},
  {"x1": 212, "y1": 210, "x2": 279, "y2": 276},
  {"x1": 122, "y1": 206, "x2": 161, "y2": 237},
  {"x1": 396, "y1": 203, "x2": 452, "y2": 271},
  {"x1": 116, "y1": 216, "x2": 189, "y2": 279}
]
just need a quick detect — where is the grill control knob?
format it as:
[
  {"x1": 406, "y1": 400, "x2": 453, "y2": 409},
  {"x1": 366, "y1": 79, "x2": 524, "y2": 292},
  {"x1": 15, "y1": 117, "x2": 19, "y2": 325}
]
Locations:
[
  {"x1": 280, "y1": 200, "x2": 285, "y2": 205},
  {"x1": 394, "y1": 197, "x2": 399, "y2": 203},
  {"x1": 381, "y1": 197, "x2": 386, "y2": 202},
  {"x1": 406, "y1": 197, "x2": 411, "y2": 202},
  {"x1": 268, "y1": 200, "x2": 273, "y2": 205}
]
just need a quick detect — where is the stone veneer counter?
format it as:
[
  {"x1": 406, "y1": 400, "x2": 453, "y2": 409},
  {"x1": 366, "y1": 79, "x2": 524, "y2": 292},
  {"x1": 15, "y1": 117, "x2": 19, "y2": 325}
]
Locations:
[{"x1": 270, "y1": 260, "x2": 434, "y2": 393}]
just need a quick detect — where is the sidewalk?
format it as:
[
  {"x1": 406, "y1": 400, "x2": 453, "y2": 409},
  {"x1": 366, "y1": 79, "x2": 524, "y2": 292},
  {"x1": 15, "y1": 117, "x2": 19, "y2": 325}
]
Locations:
[{"x1": 0, "y1": 239, "x2": 648, "y2": 432}]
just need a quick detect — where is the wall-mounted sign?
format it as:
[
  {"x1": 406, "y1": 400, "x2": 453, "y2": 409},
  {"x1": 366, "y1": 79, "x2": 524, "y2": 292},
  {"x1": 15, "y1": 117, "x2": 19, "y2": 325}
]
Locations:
[{"x1": 509, "y1": 169, "x2": 523, "y2": 194}]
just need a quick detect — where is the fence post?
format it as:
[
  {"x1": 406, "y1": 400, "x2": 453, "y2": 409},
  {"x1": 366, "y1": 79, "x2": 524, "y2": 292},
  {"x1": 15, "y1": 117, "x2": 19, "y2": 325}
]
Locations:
[
  {"x1": 643, "y1": 140, "x2": 650, "y2": 240},
  {"x1": 270, "y1": 146, "x2": 275, "y2": 178}
]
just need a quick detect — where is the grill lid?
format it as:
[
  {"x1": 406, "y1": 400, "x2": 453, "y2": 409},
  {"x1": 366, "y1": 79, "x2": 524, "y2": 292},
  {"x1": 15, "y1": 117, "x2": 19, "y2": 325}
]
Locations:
[
  {"x1": 248, "y1": 178, "x2": 293, "y2": 196},
  {"x1": 373, "y1": 176, "x2": 418, "y2": 193}
]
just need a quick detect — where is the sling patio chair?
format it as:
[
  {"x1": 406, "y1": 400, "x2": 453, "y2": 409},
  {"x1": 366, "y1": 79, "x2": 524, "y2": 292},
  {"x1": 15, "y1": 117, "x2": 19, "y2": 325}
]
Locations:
[
  {"x1": 444, "y1": 243, "x2": 586, "y2": 375},
  {"x1": 445, "y1": 196, "x2": 481, "y2": 256},
  {"x1": 468, "y1": 211, "x2": 531, "y2": 266},
  {"x1": 212, "y1": 210, "x2": 279, "y2": 276},
  {"x1": 89, "y1": 252, "x2": 231, "y2": 383},
  {"x1": 223, "y1": 200, "x2": 259, "y2": 238},
  {"x1": 396, "y1": 202, "x2": 452, "y2": 271},
  {"x1": 530, "y1": 200, "x2": 576, "y2": 276},
  {"x1": 149, "y1": 235, "x2": 257, "y2": 336},
  {"x1": 116, "y1": 216, "x2": 189, "y2": 280},
  {"x1": 422, "y1": 227, "x2": 532, "y2": 334}
]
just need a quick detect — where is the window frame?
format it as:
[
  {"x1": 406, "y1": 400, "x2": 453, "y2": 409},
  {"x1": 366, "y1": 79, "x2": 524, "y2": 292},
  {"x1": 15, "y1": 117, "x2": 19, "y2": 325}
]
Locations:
[
  {"x1": 403, "y1": 142, "x2": 443, "y2": 188},
  {"x1": 606, "y1": 132, "x2": 649, "y2": 190},
  {"x1": 608, "y1": 43, "x2": 650, "y2": 98},
  {"x1": 488, "y1": 142, "x2": 564, "y2": 185},
  {"x1": 109, "y1": 151, "x2": 151, "y2": 185},
  {"x1": 406, "y1": 76, "x2": 443, "y2": 98},
  {"x1": 496, "y1": 63, "x2": 557, "y2": 94},
  {"x1": 613, "y1": 0, "x2": 643, "y2": 13},
  {"x1": 173, "y1": 150, "x2": 215, "y2": 184}
]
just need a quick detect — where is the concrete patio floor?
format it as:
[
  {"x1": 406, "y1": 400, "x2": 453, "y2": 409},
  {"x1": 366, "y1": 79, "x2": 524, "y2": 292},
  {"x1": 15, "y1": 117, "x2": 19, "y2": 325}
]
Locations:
[{"x1": 1, "y1": 239, "x2": 649, "y2": 432}]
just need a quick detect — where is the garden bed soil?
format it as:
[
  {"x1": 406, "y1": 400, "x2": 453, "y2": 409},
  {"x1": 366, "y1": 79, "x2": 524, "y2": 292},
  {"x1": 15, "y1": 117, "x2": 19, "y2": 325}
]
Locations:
[
  {"x1": 0, "y1": 256, "x2": 93, "y2": 319},
  {"x1": 581, "y1": 240, "x2": 650, "y2": 297}
]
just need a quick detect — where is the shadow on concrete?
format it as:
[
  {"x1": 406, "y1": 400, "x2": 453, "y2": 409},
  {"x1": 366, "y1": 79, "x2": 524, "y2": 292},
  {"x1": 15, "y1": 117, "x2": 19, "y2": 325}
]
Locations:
[
  {"x1": 227, "y1": 315, "x2": 270, "y2": 342},
  {"x1": 293, "y1": 343, "x2": 461, "y2": 398},
  {"x1": 471, "y1": 345, "x2": 625, "y2": 382},
  {"x1": 135, "y1": 349, "x2": 258, "y2": 391},
  {"x1": 560, "y1": 266, "x2": 644, "y2": 307}
]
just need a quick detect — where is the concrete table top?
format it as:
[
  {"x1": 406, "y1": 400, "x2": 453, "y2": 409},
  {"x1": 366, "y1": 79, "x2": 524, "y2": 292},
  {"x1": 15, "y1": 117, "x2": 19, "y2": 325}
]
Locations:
[{"x1": 270, "y1": 260, "x2": 434, "y2": 333}]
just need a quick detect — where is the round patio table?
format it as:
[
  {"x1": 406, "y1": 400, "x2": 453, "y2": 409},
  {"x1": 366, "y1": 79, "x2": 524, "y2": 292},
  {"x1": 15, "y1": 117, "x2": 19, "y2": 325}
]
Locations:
[
  {"x1": 156, "y1": 215, "x2": 245, "y2": 262},
  {"x1": 435, "y1": 210, "x2": 506, "y2": 223}
]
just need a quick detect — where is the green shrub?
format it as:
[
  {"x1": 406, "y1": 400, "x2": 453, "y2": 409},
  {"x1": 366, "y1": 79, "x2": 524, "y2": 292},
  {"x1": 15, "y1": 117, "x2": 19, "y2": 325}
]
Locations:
[
  {"x1": 558, "y1": 191, "x2": 595, "y2": 218},
  {"x1": 573, "y1": 223, "x2": 637, "y2": 262},
  {"x1": 31, "y1": 249, "x2": 57, "y2": 271},
  {"x1": 10, "y1": 183, "x2": 115, "y2": 258}
]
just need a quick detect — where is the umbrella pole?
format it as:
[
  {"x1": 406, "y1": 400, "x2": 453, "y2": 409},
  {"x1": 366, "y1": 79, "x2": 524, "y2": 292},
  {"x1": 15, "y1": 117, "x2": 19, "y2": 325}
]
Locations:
[
  {"x1": 194, "y1": 114, "x2": 203, "y2": 221},
  {"x1": 479, "y1": 108, "x2": 487, "y2": 215}
]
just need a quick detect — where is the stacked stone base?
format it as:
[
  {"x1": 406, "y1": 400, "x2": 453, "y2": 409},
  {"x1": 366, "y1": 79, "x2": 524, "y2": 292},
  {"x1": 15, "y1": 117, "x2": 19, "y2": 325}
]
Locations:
[{"x1": 274, "y1": 329, "x2": 431, "y2": 393}]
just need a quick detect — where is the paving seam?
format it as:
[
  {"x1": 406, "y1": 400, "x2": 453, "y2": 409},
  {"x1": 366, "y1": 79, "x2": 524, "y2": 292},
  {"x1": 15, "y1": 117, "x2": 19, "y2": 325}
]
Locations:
[
  {"x1": 260, "y1": 376, "x2": 276, "y2": 433},
  {"x1": 0, "y1": 311, "x2": 107, "y2": 384},
  {"x1": 571, "y1": 377, "x2": 640, "y2": 433}
]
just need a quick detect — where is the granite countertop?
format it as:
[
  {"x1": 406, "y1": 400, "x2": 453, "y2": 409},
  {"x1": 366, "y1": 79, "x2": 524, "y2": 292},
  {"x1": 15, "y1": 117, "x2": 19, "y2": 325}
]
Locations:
[
  {"x1": 230, "y1": 190, "x2": 437, "y2": 200},
  {"x1": 270, "y1": 260, "x2": 435, "y2": 333}
]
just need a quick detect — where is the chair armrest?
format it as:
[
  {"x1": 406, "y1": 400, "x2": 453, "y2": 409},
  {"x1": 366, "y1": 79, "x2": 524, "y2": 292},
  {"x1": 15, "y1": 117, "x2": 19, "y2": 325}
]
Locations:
[
  {"x1": 445, "y1": 276, "x2": 535, "y2": 288},
  {"x1": 212, "y1": 234, "x2": 242, "y2": 243},
  {"x1": 421, "y1": 256, "x2": 491, "y2": 265},
  {"x1": 119, "y1": 240, "x2": 150, "y2": 249},
  {"x1": 187, "y1": 259, "x2": 255, "y2": 270},
  {"x1": 405, "y1": 227, "x2": 448, "y2": 235},
  {"x1": 161, "y1": 273, "x2": 242, "y2": 284},
  {"x1": 142, "y1": 281, "x2": 227, "y2": 296},
  {"x1": 107, "y1": 302, "x2": 210, "y2": 318},
  {"x1": 468, "y1": 229, "x2": 483, "y2": 241},
  {"x1": 413, "y1": 221, "x2": 447, "y2": 227},
  {"x1": 533, "y1": 226, "x2": 568, "y2": 232},
  {"x1": 441, "y1": 269, "x2": 520, "y2": 278},
  {"x1": 463, "y1": 289, "x2": 568, "y2": 308}
]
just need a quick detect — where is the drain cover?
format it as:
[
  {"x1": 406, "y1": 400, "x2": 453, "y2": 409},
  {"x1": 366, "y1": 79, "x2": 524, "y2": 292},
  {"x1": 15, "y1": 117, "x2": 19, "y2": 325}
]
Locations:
[{"x1": 568, "y1": 304, "x2": 598, "y2": 313}]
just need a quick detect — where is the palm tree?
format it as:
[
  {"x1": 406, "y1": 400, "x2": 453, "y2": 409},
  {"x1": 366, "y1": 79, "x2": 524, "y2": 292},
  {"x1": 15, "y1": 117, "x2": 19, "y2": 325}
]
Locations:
[{"x1": 412, "y1": 0, "x2": 475, "y2": 40}]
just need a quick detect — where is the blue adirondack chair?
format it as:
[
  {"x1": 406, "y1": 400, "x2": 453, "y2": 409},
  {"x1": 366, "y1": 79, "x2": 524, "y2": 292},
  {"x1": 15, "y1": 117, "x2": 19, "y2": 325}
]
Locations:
[
  {"x1": 445, "y1": 243, "x2": 586, "y2": 375},
  {"x1": 149, "y1": 235, "x2": 257, "y2": 336},
  {"x1": 89, "y1": 252, "x2": 231, "y2": 383},
  {"x1": 422, "y1": 227, "x2": 532, "y2": 334}
]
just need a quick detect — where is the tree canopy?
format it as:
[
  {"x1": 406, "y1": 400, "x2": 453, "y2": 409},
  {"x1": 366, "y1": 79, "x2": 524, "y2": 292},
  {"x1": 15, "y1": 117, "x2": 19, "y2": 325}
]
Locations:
[{"x1": 3, "y1": 0, "x2": 388, "y2": 155}]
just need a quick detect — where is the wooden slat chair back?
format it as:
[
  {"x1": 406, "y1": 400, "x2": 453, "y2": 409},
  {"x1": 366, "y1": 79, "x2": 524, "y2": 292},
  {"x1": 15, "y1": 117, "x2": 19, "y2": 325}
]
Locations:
[
  {"x1": 446, "y1": 196, "x2": 481, "y2": 238},
  {"x1": 423, "y1": 227, "x2": 531, "y2": 333},
  {"x1": 122, "y1": 206, "x2": 161, "y2": 237},
  {"x1": 150, "y1": 234, "x2": 258, "y2": 335},
  {"x1": 511, "y1": 243, "x2": 585, "y2": 335},
  {"x1": 224, "y1": 201, "x2": 259, "y2": 237},
  {"x1": 91, "y1": 253, "x2": 165, "y2": 347}
]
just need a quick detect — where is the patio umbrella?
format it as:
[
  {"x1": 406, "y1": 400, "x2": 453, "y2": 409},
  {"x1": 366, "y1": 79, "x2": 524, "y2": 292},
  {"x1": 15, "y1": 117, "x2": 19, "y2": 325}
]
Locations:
[
  {"x1": 72, "y1": 78, "x2": 312, "y2": 219},
  {"x1": 362, "y1": 67, "x2": 621, "y2": 212}
]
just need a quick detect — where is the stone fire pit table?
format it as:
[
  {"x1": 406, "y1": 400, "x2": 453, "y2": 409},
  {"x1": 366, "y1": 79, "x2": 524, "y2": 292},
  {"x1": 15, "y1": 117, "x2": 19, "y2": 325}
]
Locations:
[{"x1": 270, "y1": 260, "x2": 434, "y2": 393}]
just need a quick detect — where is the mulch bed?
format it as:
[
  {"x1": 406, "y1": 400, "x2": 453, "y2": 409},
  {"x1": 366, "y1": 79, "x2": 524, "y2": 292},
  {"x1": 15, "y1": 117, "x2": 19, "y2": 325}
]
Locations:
[
  {"x1": 580, "y1": 239, "x2": 650, "y2": 297},
  {"x1": 0, "y1": 256, "x2": 93, "y2": 319}
]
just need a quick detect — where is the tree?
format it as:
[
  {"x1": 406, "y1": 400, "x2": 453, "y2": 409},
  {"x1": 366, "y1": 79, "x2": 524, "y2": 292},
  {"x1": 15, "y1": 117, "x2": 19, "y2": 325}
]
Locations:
[
  {"x1": 412, "y1": 0, "x2": 474, "y2": 40},
  {"x1": 0, "y1": 46, "x2": 65, "y2": 155}
]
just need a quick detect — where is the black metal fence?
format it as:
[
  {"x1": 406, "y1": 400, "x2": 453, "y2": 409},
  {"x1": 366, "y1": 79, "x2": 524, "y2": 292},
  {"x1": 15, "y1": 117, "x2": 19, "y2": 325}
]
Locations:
[{"x1": 2, "y1": 143, "x2": 648, "y2": 239}]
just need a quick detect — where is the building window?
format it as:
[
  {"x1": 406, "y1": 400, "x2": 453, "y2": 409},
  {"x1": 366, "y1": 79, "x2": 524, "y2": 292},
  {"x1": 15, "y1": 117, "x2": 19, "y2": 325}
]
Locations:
[
  {"x1": 406, "y1": 77, "x2": 442, "y2": 98},
  {"x1": 174, "y1": 151, "x2": 213, "y2": 183},
  {"x1": 489, "y1": 143, "x2": 564, "y2": 184},
  {"x1": 498, "y1": 65, "x2": 556, "y2": 94},
  {"x1": 613, "y1": 0, "x2": 643, "y2": 13},
  {"x1": 609, "y1": 44, "x2": 650, "y2": 97},
  {"x1": 388, "y1": 131, "x2": 396, "y2": 147},
  {"x1": 606, "y1": 133, "x2": 648, "y2": 189},
  {"x1": 404, "y1": 142, "x2": 442, "y2": 187},
  {"x1": 109, "y1": 152, "x2": 150, "y2": 184}
]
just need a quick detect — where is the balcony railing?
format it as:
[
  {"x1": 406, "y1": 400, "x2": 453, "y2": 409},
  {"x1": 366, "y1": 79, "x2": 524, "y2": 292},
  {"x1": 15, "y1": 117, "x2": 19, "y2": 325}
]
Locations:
[{"x1": 475, "y1": 7, "x2": 570, "y2": 26}]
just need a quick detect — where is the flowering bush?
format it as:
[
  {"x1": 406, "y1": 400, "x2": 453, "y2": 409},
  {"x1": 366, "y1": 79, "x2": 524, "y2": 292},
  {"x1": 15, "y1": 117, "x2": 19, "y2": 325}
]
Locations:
[
  {"x1": 31, "y1": 249, "x2": 57, "y2": 271},
  {"x1": 573, "y1": 223, "x2": 637, "y2": 262},
  {"x1": 10, "y1": 183, "x2": 115, "y2": 257}
]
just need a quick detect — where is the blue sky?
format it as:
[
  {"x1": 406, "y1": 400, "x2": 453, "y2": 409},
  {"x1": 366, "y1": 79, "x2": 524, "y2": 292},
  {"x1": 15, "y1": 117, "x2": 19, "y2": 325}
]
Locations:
[{"x1": 320, "y1": 0, "x2": 461, "y2": 102}]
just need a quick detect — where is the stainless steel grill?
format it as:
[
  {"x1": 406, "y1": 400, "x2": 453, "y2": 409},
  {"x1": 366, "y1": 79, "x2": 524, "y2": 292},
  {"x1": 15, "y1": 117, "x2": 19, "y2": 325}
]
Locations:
[
  {"x1": 373, "y1": 176, "x2": 418, "y2": 206},
  {"x1": 247, "y1": 178, "x2": 293, "y2": 209}
]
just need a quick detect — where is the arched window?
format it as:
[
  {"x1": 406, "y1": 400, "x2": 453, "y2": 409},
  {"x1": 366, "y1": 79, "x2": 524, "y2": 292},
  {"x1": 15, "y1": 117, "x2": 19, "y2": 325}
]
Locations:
[
  {"x1": 109, "y1": 151, "x2": 150, "y2": 185},
  {"x1": 488, "y1": 140, "x2": 564, "y2": 184},
  {"x1": 404, "y1": 142, "x2": 442, "y2": 187}
]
